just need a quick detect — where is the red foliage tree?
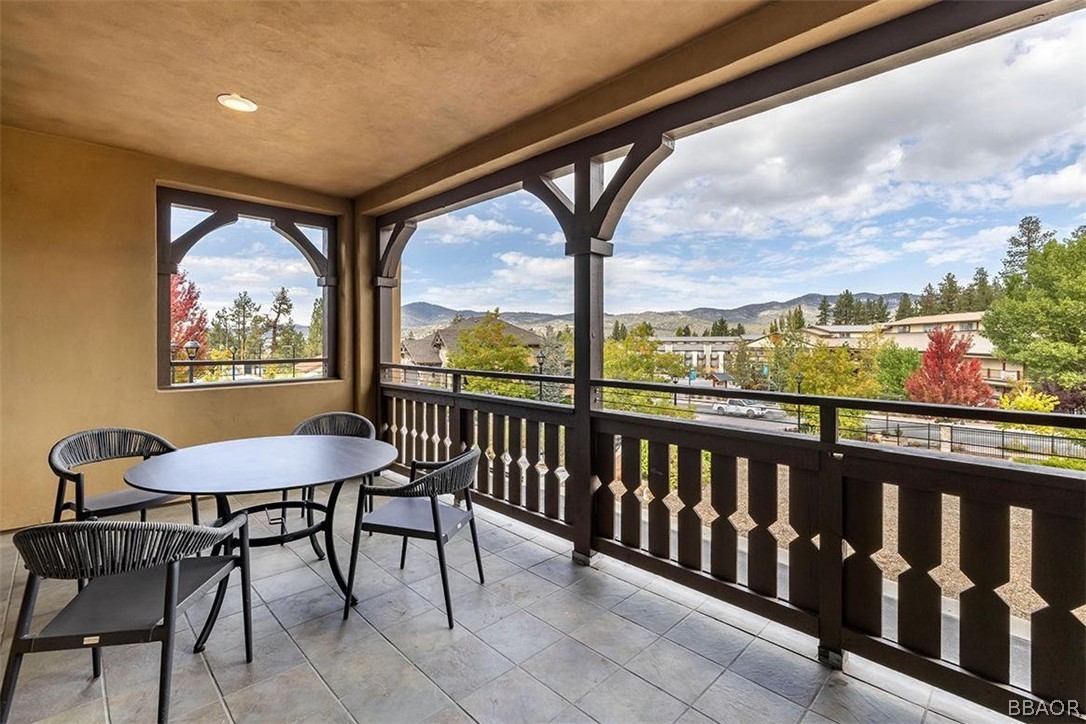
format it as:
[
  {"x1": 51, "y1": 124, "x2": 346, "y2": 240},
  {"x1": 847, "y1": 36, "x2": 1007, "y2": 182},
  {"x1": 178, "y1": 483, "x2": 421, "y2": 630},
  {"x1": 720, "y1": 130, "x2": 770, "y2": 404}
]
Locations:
[
  {"x1": 903, "y1": 327, "x2": 992, "y2": 406},
  {"x1": 170, "y1": 270, "x2": 209, "y2": 357}
]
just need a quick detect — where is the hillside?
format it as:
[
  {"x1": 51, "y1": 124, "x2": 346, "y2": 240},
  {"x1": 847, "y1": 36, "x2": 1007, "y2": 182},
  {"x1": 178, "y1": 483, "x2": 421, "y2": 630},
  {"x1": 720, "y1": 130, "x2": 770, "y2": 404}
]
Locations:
[{"x1": 401, "y1": 292, "x2": 907, "y2": 338}]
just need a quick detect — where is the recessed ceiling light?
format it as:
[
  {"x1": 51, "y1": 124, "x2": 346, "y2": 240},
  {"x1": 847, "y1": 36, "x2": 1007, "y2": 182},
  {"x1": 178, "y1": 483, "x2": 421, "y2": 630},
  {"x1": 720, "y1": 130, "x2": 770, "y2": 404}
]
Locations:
[{"x1": 217, "y1": 93, "x2": 258, "y2": 113}]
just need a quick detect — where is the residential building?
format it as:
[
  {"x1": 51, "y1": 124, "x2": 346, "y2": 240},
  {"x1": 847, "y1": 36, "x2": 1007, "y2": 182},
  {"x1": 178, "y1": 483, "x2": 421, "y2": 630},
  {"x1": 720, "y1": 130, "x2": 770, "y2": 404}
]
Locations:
[
  {"x1": 654, "y1": 336, "x2": 744, "y2": 373},
  {"x1": 882, "y1": 312, "x2": 1025, "y2": 390},
  {"x1": 400, "y1": 316, "x2": 544, "y2": 368}
]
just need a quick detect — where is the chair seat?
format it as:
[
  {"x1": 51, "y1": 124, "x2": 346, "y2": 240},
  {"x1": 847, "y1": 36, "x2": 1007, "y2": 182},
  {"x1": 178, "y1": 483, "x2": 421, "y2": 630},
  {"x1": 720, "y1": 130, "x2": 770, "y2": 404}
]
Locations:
[
  {"x1": 361, "y1": 498, "x2": 473, "y2": 542},
  {"x1": 83, "y1": 488, "x2": 181, "y2": 517},
  {"x1": 37, "y1": 557, "x2": 235, "y2": 642}
]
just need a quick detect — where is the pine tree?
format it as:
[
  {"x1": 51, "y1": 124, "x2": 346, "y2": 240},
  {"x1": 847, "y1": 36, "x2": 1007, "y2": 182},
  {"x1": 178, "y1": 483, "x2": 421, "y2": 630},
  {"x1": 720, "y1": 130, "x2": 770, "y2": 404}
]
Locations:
[
  {"x1": 306, "y1": 297, "x2": 324, "y2": 357},
  {"x1": 869, "y1": 296, "x2": 890, "y2": 323},
  {"x1": 610, "y1": 320, "x2": 627, "y2": 341},
  {"x1": 917, "y1": 284, "x2": 939, "y2": 315},
  {"x1": 267, "y1": 286, "x2": 294, "y2": 356},
  {"x1": 833, "y1": 290, "x2": 856, "y2": 324},
  {"x1": 937, "y1": 273, "x2": 961, "y2": 313},
  {"x1": 710, "y1": 316, "x2": 730, "y2": 336},
  {"x1": 964, "y1": 267, "x2": 995, "y2": 311},
  {"x1": 816, "y1": 296, "x2": 831, "y2": 325},
  {"x1": 735, "y1": 323, "x2": 745, "y2": 336},
  {"x1": 788, "y1": 306, "x2": 806, "y2": 331},
  {"x1": 1001, "y1": 215, "x2": 1054, "y2": 280},
  {"x1": 895, "y1": 293, "x2": 915, "y2": 320}
]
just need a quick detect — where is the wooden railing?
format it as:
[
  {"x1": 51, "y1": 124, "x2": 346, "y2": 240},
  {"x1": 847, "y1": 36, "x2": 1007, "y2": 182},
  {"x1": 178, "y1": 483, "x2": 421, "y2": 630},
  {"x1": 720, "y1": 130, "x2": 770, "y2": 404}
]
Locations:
[{"x1": 379, "y1": 364, "x2": 1086, "y2": 717}]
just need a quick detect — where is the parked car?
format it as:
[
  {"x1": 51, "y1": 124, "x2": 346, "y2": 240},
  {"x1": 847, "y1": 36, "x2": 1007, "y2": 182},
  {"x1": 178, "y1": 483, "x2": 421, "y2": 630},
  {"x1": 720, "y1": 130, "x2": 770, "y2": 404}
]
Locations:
[{"x1": 713, "y1": 399, "x2": 768, "y2": 418}]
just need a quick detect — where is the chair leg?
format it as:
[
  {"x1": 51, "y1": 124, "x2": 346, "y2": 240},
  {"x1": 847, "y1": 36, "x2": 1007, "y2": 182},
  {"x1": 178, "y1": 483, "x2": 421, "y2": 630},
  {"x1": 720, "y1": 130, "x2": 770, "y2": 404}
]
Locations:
[
  {"x1": 0, "y1": 648, "x2": 23, "y2": 724},
  {"x1": 343, "y1": 489, "x2": 366, "y2": 620},
  {"x1": 465, "y1": 491, "x2": 485, "y2": 584},
  {"x1": 399, "y1": 537, "x2": 409, "y2": 570},
  {"x1": 75, "y1": 578, "x2": 102, "y2": 678},
  {"x1": 190, "y1": 495, "x2": 201, "y2": 525},
  {"x1": 306, "y1": 486, "x2": 325, "y2": 561},
  {"x1": 193, "y1": 579, "x2": 229, "y2": 653},
  {"x1": 140, "y1": 508, "x2": 148, "y2": 523},
  {"x1": 431, "y1": 497, "x2": 454, "y2": 629},
  {"x1": 158, "y1": 561, "x2": 179, "y2": 724},
  {"x1": 1, "y1": 575, "x2": 39, "y2": 724}
]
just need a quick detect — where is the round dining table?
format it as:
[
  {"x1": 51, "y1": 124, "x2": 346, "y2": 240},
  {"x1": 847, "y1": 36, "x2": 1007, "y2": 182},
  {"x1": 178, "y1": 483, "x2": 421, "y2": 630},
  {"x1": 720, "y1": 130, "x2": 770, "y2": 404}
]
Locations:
[{"x1": 125, "y1": 435, "x2": 398, "y2": 602}]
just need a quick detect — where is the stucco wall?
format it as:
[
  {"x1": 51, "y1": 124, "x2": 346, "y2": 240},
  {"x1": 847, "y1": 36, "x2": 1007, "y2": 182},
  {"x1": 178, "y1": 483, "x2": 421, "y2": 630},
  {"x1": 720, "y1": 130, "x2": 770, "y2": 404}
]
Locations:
[{"x1": 0, "y1": 126, "x2": 365, "y2": 529}]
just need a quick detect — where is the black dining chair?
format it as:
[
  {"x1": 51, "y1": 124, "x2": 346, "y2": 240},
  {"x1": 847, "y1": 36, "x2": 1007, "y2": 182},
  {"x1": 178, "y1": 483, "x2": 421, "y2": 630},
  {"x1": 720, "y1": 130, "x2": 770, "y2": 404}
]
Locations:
[
  {"x1": 284, "y1": 412, "x2": 376, "y2": 559},
  {"x1": 0, "y1": 515, "x2": 253, "y2": 724},
  {"x1": 49, "y1": 428, "x2": 200, "y2": 524},
  {"x1": 343, "y1": 448, "x2": 484, "y2": 628}
]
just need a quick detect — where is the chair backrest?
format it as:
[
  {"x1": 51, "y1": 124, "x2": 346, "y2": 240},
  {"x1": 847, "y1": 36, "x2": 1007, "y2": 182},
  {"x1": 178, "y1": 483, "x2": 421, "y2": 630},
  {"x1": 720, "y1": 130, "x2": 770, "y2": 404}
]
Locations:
[
  {"x1": 395, "y1": 449, "x2": 481, "y2": 498},
  {"x1": 13, "y1": 517, "x2": 245, "y2": 580},
  {"x1": 292, "y1": 411, "x2": 375, "y2": 439},
  {"x1": 49, "y1": 428, "x2": 176, "y2": 479}
]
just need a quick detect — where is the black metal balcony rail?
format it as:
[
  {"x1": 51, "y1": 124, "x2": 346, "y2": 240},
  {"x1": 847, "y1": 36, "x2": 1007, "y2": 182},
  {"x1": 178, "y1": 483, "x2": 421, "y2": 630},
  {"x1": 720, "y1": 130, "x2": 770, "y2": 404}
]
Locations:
[
  {"x1": 377, "y1": 363, "x2": 1085, "y2": 716},
  {"x1": 170, "y1": 357, "x2": 327, "y2": 369}
]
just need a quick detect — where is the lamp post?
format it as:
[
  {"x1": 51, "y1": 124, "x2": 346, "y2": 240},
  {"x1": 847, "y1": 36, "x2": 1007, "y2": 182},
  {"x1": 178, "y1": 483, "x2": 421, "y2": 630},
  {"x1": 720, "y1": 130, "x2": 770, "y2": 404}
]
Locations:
[
  {"x1": 795, "y1": 373, "x2": 805, "y2": 433},
  {"x1": 183, "y1": 340, "x2": 200, "y2": 384},
  {"x1": 536, "y1": 349, "x2": 547, "y2": 400},
  {"x1": 229, "y1": 345, "x2": 238, "y2": 381},
  {"x1": 170, "y1": 343, "x2": 179, "y2": 384},
  {"x1": 291, "y1": 343, "x2": 298, "y2": 378}
]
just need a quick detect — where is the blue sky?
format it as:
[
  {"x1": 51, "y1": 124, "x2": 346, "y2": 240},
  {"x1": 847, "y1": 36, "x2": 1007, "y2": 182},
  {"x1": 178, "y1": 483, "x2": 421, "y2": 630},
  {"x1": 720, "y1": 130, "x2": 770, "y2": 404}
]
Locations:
[{"x1": 176, "y1": 11, "x2": 1085, "y2": 318}]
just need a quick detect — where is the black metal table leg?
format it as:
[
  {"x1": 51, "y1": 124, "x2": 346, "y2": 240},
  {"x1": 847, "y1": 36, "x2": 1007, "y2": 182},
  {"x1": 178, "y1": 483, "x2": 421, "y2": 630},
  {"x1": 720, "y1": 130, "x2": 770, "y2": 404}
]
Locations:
[{"x1": 321, "y1": 481, "x2": 357, "y2": 605}]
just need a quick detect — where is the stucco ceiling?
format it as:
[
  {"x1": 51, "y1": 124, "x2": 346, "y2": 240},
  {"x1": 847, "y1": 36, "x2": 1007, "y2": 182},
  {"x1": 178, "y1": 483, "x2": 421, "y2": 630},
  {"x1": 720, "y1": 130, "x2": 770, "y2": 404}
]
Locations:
[{"x1": 1, "y1": 1, "x2": 928, "y2": 201}]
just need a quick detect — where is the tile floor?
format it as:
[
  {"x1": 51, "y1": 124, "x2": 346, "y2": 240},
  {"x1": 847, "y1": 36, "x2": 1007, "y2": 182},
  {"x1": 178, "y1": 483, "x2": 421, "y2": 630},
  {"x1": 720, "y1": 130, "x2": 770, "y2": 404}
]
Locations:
[{"x1": 1, "y1": 483, "x2": 1016, "y2": 723}]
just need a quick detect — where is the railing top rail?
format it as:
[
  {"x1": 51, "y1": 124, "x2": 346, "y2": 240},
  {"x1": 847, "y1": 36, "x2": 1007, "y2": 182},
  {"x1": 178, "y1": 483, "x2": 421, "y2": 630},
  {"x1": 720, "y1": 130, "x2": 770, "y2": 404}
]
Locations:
[
  {"x1": 380, "y1": 380, "x2": 574, "y2": 414},
  {"x1": 381, "y1": 362, "x2": 572, "y2": 384},
  {"x1": 593, "y1": 377, "x2": 1086, "y2": 429},
  {"x1": 172, "y1": 357, "x2": 324, "y2": 366}
]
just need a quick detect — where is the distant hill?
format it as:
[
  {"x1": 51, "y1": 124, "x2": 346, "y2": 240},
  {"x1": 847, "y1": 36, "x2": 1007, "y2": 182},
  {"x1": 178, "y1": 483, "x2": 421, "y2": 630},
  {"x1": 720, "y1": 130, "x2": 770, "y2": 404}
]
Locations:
[{"x1": 401, "y1": 292, "x2": 908, "y2": 338}]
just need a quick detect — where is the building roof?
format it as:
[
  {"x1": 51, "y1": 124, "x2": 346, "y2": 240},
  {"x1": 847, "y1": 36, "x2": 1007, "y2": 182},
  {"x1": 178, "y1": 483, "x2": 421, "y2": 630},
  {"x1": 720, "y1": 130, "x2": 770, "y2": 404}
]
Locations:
[
  {"x1": 401, "y1": 338, "x2": 441, "y2": 366},
  {"x1": 807, "y1": 325, "x2": 875, "y2": 335},
  {"x1": 885, "y1": 312, "x2": 984, "y2": 327},
  {"x1": 433, "y1": 316, "x2": 544, "y2": 357},
  {"x1": 712, "y1": 372, "x2": 736, "y2": 383},
  {"x1": 654, "y1": 336, "x2": 745, "y2": 343}
]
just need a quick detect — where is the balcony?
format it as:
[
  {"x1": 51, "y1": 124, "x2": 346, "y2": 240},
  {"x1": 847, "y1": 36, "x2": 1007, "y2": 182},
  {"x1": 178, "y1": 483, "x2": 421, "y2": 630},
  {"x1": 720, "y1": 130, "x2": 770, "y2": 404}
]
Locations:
[{"x1": 0, "y1": 484, "x2": 1033, "y2": 723}]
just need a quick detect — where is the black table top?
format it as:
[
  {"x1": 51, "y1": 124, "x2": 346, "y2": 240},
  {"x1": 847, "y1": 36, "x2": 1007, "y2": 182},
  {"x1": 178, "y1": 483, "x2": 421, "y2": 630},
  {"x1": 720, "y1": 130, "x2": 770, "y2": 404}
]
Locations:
[{"x1": 125, "y1": 435, "x2": 398, "y2": 496}]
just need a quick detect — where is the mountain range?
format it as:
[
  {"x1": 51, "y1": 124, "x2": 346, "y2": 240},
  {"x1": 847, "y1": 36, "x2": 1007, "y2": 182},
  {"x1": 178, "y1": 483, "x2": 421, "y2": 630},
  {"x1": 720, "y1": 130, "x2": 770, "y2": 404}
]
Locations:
[{"x1": 402, "y1": 293, "x2": 908, "y2": 337}]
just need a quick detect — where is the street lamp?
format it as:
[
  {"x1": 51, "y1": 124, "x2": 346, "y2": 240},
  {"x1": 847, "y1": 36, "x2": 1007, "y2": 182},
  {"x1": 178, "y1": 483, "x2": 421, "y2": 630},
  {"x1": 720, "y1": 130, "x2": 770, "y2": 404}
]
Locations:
[
  {"x1": 795, "y1": 373, "x2": 805, "y2": 433},
  {"x1": 291, "y1": 343, "x2": 298, "y2": 378},
  {"x1": 170, "y1": 343, "x2": 179, "y2": 384},
  {"x1": 229, "y1": 345, "x2": 238, "y2": 381},
  {"x1": 183, "y1": 340, "x2": 200, "y2": 384},
  {"x1": 536, "y1": 349, "x2": 547, "y2": 400}
]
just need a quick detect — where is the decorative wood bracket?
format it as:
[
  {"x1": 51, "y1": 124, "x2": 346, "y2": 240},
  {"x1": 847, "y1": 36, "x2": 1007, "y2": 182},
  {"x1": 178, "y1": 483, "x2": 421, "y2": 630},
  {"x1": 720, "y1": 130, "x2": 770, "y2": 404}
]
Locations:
[
  {"x1": 377, "y1": 220, "x2": 418, "y2": 281},
  {"x1": 522, "y1": 133, "x2": 673, "y2": 256}
]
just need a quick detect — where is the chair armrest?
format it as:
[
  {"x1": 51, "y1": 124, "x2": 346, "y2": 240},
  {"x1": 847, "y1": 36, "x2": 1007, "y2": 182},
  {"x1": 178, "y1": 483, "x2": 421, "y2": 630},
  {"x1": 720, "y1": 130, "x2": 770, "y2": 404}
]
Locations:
[{"x1": 206, "y1": 513, "x2": 247, "y2": 549}]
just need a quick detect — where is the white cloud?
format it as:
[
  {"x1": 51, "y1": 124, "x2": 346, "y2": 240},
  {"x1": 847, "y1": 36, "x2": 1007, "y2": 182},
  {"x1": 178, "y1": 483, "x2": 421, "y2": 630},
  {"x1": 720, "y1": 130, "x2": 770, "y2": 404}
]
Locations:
[
  {"x1": 419, "y1": 213, "x2": 529, "y2": 245},
  {"x1": 1008, "y1": 156, "x2": 1086, "y2": 207},
  {"x1": 902, "y1": 224, "x2": 1017, "y2": 266}
]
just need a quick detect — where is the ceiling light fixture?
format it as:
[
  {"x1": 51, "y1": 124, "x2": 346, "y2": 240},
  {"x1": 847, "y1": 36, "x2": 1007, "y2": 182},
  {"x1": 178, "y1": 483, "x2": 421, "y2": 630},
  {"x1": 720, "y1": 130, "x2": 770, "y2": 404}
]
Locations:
[{"x1": 217, "y1": 93, "x2": 258, "y2": 112}]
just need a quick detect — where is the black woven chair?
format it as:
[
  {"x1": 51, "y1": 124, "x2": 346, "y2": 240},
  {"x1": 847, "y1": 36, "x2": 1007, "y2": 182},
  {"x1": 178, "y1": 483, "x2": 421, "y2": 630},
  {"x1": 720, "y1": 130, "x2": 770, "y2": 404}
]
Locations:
[
  {"x1": 49, "y1": 428, "x2": 200, "y2": 524},
  {"x1": 344, "y1": 448, "x2": 484, "y2": 627},
  {"x1": 284, "y1": 412, "x2": 376, "y2": 559},
  {"x1": 0, "y1": 516, "x2": 253, "y2": 724}
]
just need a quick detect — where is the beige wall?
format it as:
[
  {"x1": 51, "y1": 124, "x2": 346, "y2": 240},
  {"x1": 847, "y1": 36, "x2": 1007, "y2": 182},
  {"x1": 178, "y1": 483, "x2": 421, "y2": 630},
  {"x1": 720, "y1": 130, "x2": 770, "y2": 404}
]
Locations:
[{"x1": 0, "y1": 126, "x2": 370, "y2": 529}]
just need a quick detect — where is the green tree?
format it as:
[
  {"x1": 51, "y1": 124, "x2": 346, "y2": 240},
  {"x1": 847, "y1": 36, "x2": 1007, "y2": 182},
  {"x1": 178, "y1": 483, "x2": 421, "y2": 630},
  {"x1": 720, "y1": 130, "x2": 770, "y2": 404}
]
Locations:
[
  {"x1": 603, "y1": 323, "x2": 690, "y2": 417},
  {"x1": 962, "y1": 267, "x2": 996, "y2": 311},
  {"x1": 734, "y1": 323, "x2": 745, "y2": 336},
  {"x1": 997, "y1": 383, "x2": 1060, "y2": 433},
  {"x1": 675, "y1": 324, "x2": 692, "y2": 337},
  {"x1": 876, "y1": 343, "x2": 921, "y2": 399},
  {"x1": 917, "y1": 284, "x2": 939, "y2": 315},
  {"x1": 816, "y1": 296, "x2": 831, "y2": 325},
  {"x1": 723, "y1": 341, "x2": 758, "y2": 389},
  {"x1": 869, "y1": 296, "x2": 890, "y2": 323},
  {"x1": 833, "y1": 290, "x2": 856, "y2": 324},
  {"x1": 209, "y1": 290, "x2": 262, "y2": 358},
  {"x1": 306, "y1": 297, "x2": 324, "y2": 358},
  {"x1": 1001, "y1": 215, "x2": 1055, "y2": 280},
  {"x1": 610, "y1": 320, "x2": 628, "y2": 341},
  {"x1": 266, "y1": 286, "x2": 294, "y2": 356},
  {"x1": 788, "y1": 340, "x2": 881, "y2": 434},
  {"x1": 710, "y1": 316, "x2": 730, "y2": 336},
  {"x1": 895, "y1": 293, "x2": 915, "y2": 320},
  {"x1": 937, "y1": 273, "x2": 961, "y2": 313},
  {"x1": 984, "y1": 228, "x2": 1086, "y2": 388},
  {"x1": 538, "y1": 326, "x2": 570, "y2": 403},
  {"x1": 447, "y1": 310, "x2": 533, "y2": 398}
]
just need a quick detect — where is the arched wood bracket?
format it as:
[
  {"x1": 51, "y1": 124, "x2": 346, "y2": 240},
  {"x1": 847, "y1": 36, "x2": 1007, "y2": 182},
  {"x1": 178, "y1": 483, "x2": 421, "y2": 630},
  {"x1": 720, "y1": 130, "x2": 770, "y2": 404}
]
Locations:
[
  {"x1": 377, "y1": 221, "x2": 418, "y2": 281},
  {"x1": 157, "y1": 187, "x2": 337, "y2": 285},
  {"x1": 523, "y1": 133, "x2": 673, "y2": 256}
]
